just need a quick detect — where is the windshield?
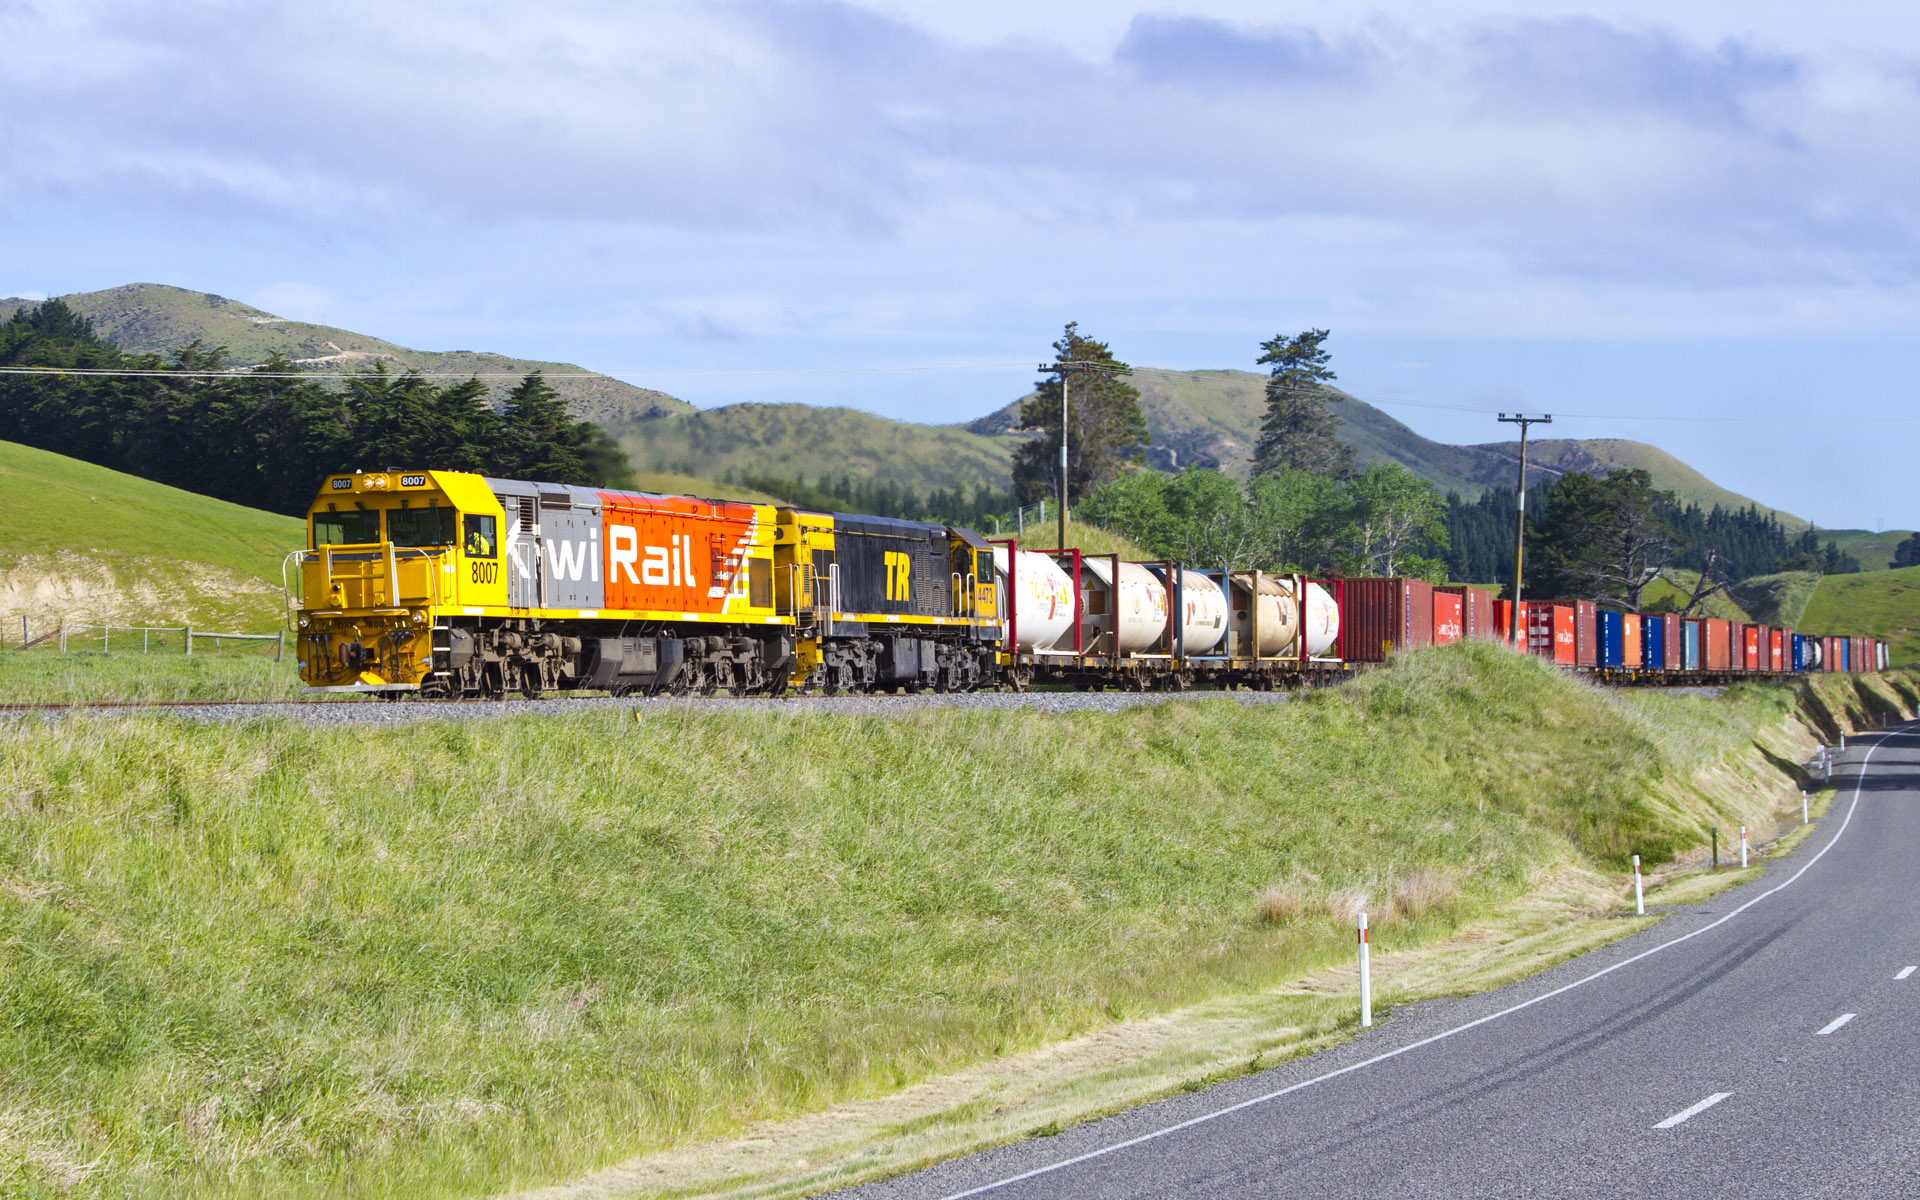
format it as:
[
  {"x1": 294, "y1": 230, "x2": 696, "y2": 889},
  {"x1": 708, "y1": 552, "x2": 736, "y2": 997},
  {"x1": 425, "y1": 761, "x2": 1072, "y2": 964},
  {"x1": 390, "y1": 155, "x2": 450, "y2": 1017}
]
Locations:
[
  {"x1": 314, "y1": 510, "x2": 380, "y2": 546},
  {"x1": 388, "y1": 506, "x2": 458, "y2": 548}
]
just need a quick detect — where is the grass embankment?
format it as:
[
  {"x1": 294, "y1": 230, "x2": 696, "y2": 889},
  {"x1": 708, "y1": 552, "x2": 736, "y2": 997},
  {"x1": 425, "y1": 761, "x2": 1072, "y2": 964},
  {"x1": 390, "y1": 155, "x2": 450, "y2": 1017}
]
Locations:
[
  {"x1": 0, "y1": 645, "x2": 1908, "y2": 1198},
  {"x1": 0, "y1": 440, "x2": 302, "y2": 630},
  {"x1": 1800, "y1": 564, "x2": 1920, "y2": 666}
]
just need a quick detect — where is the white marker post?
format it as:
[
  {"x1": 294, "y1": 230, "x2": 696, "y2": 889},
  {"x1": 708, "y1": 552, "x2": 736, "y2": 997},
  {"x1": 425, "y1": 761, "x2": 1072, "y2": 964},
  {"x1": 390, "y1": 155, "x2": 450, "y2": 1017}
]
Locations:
[
  {"x1": 1740, "y1": 826, "x2": 1749, "y2": 869},
  {"x1": 1841, "y1": 733, "x2": 1847, "y2": 751},
  {"x1": 1357, "y1": 912, "x2": 1373, "y2": 1028},
  {"x1": 1802, "y1": 790, "x2": 1809, "y2": 825},
  {"x1": 1633, "y1": 854, "x2": 1645, "y2": 916}
]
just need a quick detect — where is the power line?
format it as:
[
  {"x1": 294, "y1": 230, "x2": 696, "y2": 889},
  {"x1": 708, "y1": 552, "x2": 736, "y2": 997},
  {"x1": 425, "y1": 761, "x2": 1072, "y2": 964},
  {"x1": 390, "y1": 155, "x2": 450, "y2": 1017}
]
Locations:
[{"x1": 0, "y1": 360, "x2": 1040, "y2": 381}]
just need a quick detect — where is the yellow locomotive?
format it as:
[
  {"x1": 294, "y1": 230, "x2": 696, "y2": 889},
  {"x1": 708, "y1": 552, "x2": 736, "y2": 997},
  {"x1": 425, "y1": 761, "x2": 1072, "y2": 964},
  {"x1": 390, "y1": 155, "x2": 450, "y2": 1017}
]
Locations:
[{"x1": 290, "y1": 470, "x2": 998, "y2": 697}]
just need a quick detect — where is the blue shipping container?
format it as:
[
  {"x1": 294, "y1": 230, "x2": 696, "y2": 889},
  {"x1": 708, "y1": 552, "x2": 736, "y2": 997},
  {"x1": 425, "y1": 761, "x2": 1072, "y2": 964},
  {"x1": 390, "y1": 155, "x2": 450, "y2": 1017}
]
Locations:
[
  {"x1": 1683, "y1": 621, "x2": 1702, "y2": 670},
  {"x1": 1791, "y1": 633, "x2": 1805, "y2": 671},
  {"x1": 1841, "y1": 639, "x2": 1851, "y2": 671},
  {"x1": 1644, "y1": 616, "x2": 1666, "y2": 668},
  {"x1": 1598, "y1": 611, "x2": 1624, "y2": 667}
]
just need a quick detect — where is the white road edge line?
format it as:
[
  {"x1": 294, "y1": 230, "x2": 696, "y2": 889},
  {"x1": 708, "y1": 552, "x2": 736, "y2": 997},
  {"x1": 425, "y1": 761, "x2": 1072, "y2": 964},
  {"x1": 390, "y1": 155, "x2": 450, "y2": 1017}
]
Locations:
[
  {"x1": 1897, "y1": 966, "x2": 1915, "y2": 981},
  {"x1": 1654, "y1": 1091, "x2": 1732, "y2": 1129},
  {"x1": 1816, "y1": 1013, "x2": 1856, "y2": 1036},
  {"x1": 928, "y1": 726, "x2": 1908, "y2": 1200}
]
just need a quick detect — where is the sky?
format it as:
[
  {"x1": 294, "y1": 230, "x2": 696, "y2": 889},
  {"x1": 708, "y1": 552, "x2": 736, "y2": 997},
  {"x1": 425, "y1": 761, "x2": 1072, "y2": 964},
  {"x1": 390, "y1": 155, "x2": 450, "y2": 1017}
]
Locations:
[{"x1": 2, "y1": 0, "x2": 1917, "y2": 530}]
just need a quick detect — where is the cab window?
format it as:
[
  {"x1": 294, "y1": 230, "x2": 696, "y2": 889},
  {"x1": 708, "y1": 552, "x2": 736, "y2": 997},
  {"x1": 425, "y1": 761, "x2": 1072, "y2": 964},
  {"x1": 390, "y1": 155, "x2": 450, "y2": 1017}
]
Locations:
[
  {"x1": 388, "y1": 506, "x2": 458, "y2": 548},
  {"x1": 463, "y1": 514, "x2": 497, "y2": 559},
  {"x1": 314, "y1": 510, "x2": 380, "y2": 546}
]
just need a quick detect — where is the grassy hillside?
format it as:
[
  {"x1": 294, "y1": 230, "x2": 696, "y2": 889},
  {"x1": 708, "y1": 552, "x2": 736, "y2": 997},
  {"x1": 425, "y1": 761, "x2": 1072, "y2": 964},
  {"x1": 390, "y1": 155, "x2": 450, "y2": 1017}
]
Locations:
[
  {"x1": 1799, "y1": 565, "x2": 1920, "y2": 664},
  {"x1": 0, "y1": 645, "x2": 1887, "y2": 1199},
  {"x1": 1, "y1": 285, "x2": 690, "y2": 426},
  {"x1": 1642, "y1": 569, "x2": 1755, "y2": 622},
  {"x1": 617, "y1": 403, "x2": 1021, "y2": 493},
  {"x1": 1822, "y1": 529, "x2": 1914, "y2": 571},
  {"x1": 628, "y1": 472, "x2": 787, "y2": 505},
  {"x1": 0, "y1": 441, "x2": 303, "y2": 629},
  {"x1": 1736, "y1": 571, "x2": 1822, "y2": 628}
]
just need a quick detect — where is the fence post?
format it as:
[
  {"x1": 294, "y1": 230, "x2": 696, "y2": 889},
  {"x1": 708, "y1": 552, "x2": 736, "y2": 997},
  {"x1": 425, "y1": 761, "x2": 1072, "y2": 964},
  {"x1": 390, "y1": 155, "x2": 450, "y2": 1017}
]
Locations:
[
  {"x1": 59, "y1": 622, "x2": 68, "y2": 652},
  {"x1": 18, "y1": 615, "x2": 24, "y2": 650},
  {"x1": 276, "y1": 630, "x2": 285, "y2": 662},
  {"x1": 103, "y1": 625, "x2": 109, "y2": 654},
  {"x1": 185, "y1": 626, "x2": 193, "y2": 656}
]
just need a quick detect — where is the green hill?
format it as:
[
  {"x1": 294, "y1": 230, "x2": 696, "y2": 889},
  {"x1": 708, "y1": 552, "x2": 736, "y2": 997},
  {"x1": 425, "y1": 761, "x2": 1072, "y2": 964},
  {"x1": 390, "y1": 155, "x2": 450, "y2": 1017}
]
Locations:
[
  {"x1": 1, "y1": 284, "x2": 690, "y2": 426},
  {"x1": 1799, "y1": 565, "x2": 1920, "y2": 665},
  {"x1": 618, "y1": 403, "x2": 1022, "y2": 493},
  {"x1": 0, "y1": 441, "x2": 302, "y2": 631}
]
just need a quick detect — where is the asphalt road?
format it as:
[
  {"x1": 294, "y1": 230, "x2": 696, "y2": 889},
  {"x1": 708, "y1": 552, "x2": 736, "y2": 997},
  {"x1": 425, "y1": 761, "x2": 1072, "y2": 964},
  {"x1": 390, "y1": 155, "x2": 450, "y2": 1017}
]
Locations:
[{"x1": 840, "y1": 724, "x2": 1920, "y2": 1200}]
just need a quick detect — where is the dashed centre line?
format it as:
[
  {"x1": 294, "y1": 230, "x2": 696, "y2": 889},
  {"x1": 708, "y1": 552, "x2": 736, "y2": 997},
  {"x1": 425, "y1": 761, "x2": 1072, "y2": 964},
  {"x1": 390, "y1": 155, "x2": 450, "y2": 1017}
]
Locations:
[
  {"x1": 1654, "y1": 1092, "x2": 1732, "y2": 1129},
  {"x1": 1816, "y1": 1013, "x2": 1857, "y2": 1036},
  {"x1": 1896, "y1": 966, "x2": 1915, "y2": 981}
]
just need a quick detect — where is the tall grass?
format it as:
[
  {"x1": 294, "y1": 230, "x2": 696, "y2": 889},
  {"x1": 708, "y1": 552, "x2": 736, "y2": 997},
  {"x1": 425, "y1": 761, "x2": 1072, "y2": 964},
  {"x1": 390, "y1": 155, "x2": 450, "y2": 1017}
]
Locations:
[
  {"x1": 0, "y1": 643, "x2": 1873, "y2": 1197},
  {"x1": 0, "y1": 649, "x2": 306, "y2": 703}
]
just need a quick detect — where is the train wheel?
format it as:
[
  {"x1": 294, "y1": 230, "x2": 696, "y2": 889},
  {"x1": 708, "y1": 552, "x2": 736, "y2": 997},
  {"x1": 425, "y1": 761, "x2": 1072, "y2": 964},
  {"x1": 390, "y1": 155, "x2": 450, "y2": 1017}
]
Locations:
[{"x1": 520, "y1": 664, "x2": 544, "y2": 700}]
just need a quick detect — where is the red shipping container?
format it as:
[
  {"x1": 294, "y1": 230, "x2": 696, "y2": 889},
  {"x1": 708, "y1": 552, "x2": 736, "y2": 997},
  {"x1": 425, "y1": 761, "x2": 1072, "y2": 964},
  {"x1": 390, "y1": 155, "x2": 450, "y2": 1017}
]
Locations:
[
  {"x1": 1744, "y1": 624, "x2": 1760, "y2": 670},
  {"x1": 1828, "y1": 636, "x2": 1842, "y2": 672},
  {"x1": 1662, "y1": 613, "x2": 1682, "y2": 669},
  {"x1": 1438, "y1": 585, "x2": 1496, "y2": 638},
  {"x1": 1529, "y1": 603, "x2": 1576, "y2": 664},
  {"x1": 1705, "y1": 619, "x2": 1732, "y2": 671},
  {"x1": 1337, "y1": 578, "x2": 1436, "y2": 662},
  {"x1": 1769, "y1": 628, "x2": 1784, "y2": 672},
  {"x1": 1433, "y1": 591, "x2": 1464, "y2": 645},
  {"x1": 1622, "y1": 613, "x2": 1642, "y2": 668},
  {"x1": 1494, "y1": 599, "x2": 1528, "y2": 646}
]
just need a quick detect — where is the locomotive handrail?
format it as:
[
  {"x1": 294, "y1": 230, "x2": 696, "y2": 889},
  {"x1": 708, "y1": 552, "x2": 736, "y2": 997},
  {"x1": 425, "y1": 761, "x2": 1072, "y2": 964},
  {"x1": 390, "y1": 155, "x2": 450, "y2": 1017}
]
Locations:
[{"x1": 280, "y1": 550, "x2": 308, "y2": 628}]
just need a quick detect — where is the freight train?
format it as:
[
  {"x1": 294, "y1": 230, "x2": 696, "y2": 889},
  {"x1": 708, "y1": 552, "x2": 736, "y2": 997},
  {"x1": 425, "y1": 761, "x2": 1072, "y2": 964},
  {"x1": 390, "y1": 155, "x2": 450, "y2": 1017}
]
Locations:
[{"x1": 287, "y1": 470, "x2": 1889, "y2": 697}]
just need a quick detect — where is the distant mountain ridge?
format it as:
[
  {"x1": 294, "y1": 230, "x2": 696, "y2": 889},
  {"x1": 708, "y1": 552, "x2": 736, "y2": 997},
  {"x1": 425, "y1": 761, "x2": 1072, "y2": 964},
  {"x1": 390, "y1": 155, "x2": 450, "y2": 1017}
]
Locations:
[
  {"x1": 968, "y1": 368, "x2": 1804, "y2": 526},
  {"x1": 0, "y1": 284, "x2": 690, "y2": 425}
]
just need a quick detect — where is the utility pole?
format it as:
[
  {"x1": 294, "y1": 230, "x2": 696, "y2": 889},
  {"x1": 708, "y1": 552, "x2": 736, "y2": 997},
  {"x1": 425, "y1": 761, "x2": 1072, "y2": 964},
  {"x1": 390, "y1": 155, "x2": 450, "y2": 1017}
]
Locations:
[
  {"x1": 1498, "y1": 413, "x2": 1552, "y2": 645},
  {"x1": 1039, "y1": 359, "x2": 1100, "y2": 550},
  {"x1": 1059, "y1": 368, "x2": 1070, "y2": 550}
]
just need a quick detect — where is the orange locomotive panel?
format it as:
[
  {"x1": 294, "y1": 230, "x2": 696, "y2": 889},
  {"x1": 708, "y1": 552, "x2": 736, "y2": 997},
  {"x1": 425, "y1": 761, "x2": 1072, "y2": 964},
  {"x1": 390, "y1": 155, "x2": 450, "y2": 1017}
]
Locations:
[{"x1": 595, "y1": 491, "x2": 767, "y2": 615}]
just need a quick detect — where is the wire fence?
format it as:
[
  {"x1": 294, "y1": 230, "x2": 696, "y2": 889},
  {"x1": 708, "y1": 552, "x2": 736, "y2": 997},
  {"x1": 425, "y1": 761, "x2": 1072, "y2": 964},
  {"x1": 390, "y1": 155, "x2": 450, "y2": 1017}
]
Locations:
[{"x1": 13, "y1": 618, "x2": 286, "y2": 659}]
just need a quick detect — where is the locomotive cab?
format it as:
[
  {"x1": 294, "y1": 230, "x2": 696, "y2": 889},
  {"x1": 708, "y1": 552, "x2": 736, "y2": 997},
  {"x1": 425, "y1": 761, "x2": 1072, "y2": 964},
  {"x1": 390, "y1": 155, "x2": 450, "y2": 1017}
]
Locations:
[{"x1": 295, "y1": 470, "x2": 506, "y2": 692}]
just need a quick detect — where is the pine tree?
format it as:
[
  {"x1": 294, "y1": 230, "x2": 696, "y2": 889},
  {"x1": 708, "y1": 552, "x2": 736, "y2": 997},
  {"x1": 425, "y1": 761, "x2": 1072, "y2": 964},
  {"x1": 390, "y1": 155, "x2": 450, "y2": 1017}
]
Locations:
[
  {"x1": 1252, "y1": 328, "x2": 1352, "y2": 479},
  {"x1": 1010, "y1": 323, "x2": 1149, "y2": 507}
]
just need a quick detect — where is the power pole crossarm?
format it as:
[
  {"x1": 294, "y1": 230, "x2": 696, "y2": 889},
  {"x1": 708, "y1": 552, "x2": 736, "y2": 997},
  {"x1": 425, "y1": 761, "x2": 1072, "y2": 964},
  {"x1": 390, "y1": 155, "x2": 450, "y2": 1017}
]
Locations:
[{"x1": 1498, "y1": 413, "x2": 1552, "y2": 645}]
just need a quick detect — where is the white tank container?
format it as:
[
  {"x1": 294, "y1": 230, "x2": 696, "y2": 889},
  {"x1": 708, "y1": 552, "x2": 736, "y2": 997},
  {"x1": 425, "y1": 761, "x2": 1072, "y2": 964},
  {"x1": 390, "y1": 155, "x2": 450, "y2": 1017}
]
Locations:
[
  {"x1": 1229, "y1": 573, "x2": 1300, "y2": 657},
  {"x1": 1175, "y1": 570, "x2": 1228, "y2": 654},
  {"x1": 1077, "y1": 558, "x2": 1169, "y2": 654},
  {"x1": 993, "y1": 547, "x2": 1074, "y2": 652},
  {"x1": 1301, "y1": 580, "x2": 1340, "y2": 658}
]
